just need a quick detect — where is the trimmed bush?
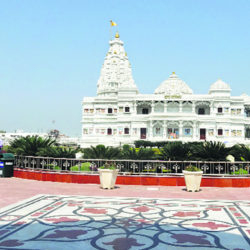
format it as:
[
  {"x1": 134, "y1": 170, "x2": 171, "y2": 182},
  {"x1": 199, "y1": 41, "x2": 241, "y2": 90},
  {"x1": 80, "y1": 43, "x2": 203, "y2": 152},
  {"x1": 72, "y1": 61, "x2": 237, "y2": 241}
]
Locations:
[{"x1": 70, "y1": 162, "x2": 91, "y2": 171}]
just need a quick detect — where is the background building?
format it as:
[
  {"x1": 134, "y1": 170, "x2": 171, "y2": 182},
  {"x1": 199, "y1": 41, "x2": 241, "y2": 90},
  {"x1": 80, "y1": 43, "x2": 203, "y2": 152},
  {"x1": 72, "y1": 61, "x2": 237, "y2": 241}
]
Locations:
[{"x1": 81, "y1": 32, "x2": 250, "y2": 147}]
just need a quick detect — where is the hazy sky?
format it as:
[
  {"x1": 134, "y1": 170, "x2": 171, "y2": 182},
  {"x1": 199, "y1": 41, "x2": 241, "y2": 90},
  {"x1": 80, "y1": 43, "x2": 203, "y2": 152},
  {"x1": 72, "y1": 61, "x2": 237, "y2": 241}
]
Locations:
[{"x1": 1, "y1": 0, "x2": 250, "y2": 136}]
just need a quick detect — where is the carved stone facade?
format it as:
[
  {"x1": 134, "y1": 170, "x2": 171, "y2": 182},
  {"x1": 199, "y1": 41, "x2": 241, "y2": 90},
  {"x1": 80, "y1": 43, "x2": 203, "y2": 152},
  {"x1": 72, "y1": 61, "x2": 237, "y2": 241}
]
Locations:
[{"x1": 81, "y1": 33, "x2": 250, "y2": 147}]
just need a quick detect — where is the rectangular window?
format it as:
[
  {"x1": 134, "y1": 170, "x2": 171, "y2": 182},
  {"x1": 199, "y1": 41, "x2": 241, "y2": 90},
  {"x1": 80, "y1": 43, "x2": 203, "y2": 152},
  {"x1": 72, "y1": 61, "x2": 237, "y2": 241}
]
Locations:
[
  {"x1": 107, "y1": 128, "x2": 112, "y2": 135},
  {"x1": 218, "y1": 129, "x2": 223, "y2": 136},
  {"x1": 225, "y1": 129, "x2": 229, "y2": 136},
  {"x1": 231, "y1": 109, "x2": 236, "y2": 115},
  {"x1": 208, "y1": 129, "x2": 214, "y2": 136},
  {"x1": 113, "y1": 129, "x2": 117, "y2": 135},
  {"x1": 108, "y1": 108, "x2": 113, "y2": 114},
  {"x1": 119, "y1": 107, "x2": 123, "y2": 113},
  {"x1": 142, "y1": 108, "x2": 149, "y2": 114},
  {"x1": 224, "y1": 107, "x2": 229, "y2": 113},
  {"x1": 237, "y1": 130, "x2": 242, "y2": 136},
  {"x1": 217, "y1": 107, "x2": 223, "y2": 113},
  {"x1": 125, "y1": 107, "x2": 130, "y2": 112},
  {"x1": 132, "y1": 128, "x2": 137, "y2": 135},
  {"x1": 237, "y1": 109, "x2": 241, "y2": 115},
  {"x1": 83, "y1": 129, "x2": 88, "y2": 134},
  {"x1": 90, "y1": 109, "x2": 94, "y2": 113},
  {"x1": 118, "y1": 127, "x2": 123, "y2": 135},
  {"x1": 114, "y1": 109, "x2": 117, "y2": 113},
  {"x1": 124, "y1": 128, "x2": 129, "y2": 134},
  {"x1": 96, "y1": 108, "x2": 100, "y2": 113},
  {"x1": 231, "y1": 130, "x2": 237, "y2": 136},
  {"x1": 84, "y1": 109, "x2": 89, "y2": 113},
  {"x1": 101, "y1": 129, "x2": 105, "y2": 134},
  {"x1": 184, "y1": 128, "x2": 191, "y2": 135}
]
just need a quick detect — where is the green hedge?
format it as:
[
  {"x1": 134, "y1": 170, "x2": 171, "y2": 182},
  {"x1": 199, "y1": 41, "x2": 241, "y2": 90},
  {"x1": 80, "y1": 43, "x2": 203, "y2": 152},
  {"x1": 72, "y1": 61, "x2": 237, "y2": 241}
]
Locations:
[{"x1": 70, "y1": 162, "x2": 91, "y2": 171}]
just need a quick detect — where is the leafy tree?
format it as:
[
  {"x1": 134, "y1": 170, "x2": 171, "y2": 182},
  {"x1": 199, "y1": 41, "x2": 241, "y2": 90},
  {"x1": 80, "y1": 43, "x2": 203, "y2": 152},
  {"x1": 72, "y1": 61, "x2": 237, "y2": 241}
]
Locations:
[
  {"x1": 190, "y1": 141, "x2": 230, "y2": 161},
  {"x1": 8, "y1": 136, "x2": 56, "y2": 156},
  {"x1": 83, "y1": 145, "x2": 121, "y2": 159}
]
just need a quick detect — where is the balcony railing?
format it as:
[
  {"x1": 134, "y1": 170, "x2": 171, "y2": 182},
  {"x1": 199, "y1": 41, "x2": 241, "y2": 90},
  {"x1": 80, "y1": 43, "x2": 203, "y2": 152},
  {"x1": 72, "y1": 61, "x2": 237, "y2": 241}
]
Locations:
[{"x1": 14, "y1": 156, "x2": 250, "y2": 176}]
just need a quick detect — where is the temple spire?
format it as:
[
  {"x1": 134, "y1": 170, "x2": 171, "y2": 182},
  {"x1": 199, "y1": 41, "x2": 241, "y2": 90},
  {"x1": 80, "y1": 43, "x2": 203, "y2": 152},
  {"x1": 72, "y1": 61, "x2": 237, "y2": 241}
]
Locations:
[{"x1": 97, "y1": 33, "x2": 138, "y2": 96}]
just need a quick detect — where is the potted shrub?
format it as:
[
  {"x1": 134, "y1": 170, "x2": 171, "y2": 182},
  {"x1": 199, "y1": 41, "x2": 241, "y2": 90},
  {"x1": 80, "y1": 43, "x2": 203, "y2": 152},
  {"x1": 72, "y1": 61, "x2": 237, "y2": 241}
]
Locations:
[
  {"x1": 98, "y1": 163, "x2": 119, "y2": 189},
  {"x1": 183, "y1": 165, "x2": 203, "y2": 192}
]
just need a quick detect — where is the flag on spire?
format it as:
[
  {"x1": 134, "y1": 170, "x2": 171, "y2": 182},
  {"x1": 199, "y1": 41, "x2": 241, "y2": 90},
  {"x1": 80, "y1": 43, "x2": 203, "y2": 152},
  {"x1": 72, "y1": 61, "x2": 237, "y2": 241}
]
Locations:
[{"x1": 110, "y1": 20, "x2": 117, "y2": 26}]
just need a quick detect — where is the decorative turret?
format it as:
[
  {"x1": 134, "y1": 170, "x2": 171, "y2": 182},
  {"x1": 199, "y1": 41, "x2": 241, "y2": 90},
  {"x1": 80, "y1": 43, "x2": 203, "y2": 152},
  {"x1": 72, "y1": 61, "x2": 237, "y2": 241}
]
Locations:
[{"x1": 97, "y1": 32, "x2": 139, "y2": 96}]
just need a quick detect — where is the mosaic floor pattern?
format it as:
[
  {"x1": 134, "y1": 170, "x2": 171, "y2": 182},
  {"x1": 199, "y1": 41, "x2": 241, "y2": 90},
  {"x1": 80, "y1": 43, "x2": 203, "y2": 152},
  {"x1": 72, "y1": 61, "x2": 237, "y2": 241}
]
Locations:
[{"x1": 0, "y1": 195, "x2": 249, "y2": 250}]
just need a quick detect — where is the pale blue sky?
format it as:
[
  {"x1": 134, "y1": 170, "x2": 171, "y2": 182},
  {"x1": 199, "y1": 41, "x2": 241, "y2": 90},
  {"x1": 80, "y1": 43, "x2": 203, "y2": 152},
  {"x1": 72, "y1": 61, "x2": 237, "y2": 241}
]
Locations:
[{"x1": 1, "y1": 0, "x2": 250, "y2": 136}]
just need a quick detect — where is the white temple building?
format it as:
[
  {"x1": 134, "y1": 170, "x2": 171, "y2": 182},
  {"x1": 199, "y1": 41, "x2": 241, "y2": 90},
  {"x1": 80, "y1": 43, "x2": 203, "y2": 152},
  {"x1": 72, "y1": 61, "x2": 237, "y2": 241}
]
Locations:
[{"x1": 81, "y1": 32, "x2": 250, "y2": 147}]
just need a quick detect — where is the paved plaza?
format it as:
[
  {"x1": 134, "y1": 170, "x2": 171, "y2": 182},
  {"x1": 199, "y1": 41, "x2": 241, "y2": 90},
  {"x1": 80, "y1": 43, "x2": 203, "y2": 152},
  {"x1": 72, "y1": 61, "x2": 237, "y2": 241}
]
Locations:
[{"x1": 0, "y1": 178, "x2": 249, "y2": 249}]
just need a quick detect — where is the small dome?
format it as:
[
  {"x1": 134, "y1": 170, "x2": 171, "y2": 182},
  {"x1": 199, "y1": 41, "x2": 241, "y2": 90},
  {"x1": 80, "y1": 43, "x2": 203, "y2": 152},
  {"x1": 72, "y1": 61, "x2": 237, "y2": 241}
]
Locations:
[
  {"x1": 154, "y1": 72, "x2": 193, "y2": 95},
  {"x1": 209, "y1": 79, "x2": 231, "y2": 93}
]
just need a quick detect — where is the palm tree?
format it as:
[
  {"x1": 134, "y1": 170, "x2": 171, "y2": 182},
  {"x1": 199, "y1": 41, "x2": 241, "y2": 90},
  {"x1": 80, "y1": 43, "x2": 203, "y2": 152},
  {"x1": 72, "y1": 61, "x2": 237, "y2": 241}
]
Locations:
[
  {"x1": 83, "y1": 145, "x2": 121, "y2": 159},
  {"x1": 190, "y1": 141, "x2": 230, "y2": 161},
  {"x1": 230, "y1": 144, "x2": 250, "y2": 161},
  {"x1": 38, "y1": 146, "x2": 80, "y2": 158},
  {"x1": 159, "y1": 142, "x2": 190, "y2": 161},
  {"x1": 9, "y1": 135, "x2": 56, "y2": 156},
  {"x1": 122, "y1": 147, "x2": 155, "y2": 160}
]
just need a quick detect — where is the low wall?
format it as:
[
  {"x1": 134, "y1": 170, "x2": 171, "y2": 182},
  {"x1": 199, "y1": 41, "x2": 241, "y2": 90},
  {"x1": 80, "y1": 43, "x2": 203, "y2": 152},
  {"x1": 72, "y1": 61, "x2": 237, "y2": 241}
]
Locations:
[{"x1": 13, "y1": 169, "x2": 250, "y2": 187}]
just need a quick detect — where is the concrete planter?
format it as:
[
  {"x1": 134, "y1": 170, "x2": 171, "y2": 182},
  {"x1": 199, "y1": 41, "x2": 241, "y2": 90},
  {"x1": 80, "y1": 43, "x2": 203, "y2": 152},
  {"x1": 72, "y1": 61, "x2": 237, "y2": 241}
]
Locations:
[
  {"x1": 183, "y1": 170, "x2": 203, "y2": 192},
  {"x1": 98, "y1": 169, "x2": 119, "y2": 189}
]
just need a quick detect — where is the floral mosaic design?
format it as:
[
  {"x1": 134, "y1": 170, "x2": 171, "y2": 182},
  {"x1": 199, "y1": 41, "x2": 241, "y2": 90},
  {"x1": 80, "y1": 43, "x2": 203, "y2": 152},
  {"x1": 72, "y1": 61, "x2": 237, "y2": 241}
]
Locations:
[{"x1": 0, "y1": 195, "x2": 249, "y2": 249}]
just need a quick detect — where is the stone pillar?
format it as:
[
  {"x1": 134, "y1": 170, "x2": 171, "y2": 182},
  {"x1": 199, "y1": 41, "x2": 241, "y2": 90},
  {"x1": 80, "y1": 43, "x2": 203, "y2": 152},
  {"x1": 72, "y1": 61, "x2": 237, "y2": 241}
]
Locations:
[
  {"x1": 164, "y1": 102, "x2": 167, "y2": 113},
  {"x1": 192, "y1": 102, "x2": 196, "y2": 113},
  {"x1": 151, "y1": 101, "x2": 155, "y2": 114},
  {"x1": 133, "y1": 101, "x2": 137, "y2": 114},
  {"x1": 179, "y1": 122, "x2": 183, "y2": 139},
  {"x1": 209, "y1": 102, "x2": 213, "y2": 115},
  {"x1": 193, "y1": 122, "x2": 197, "y2": 140},
  {"x1": 179, "y1": 102, "x2": 183, "y2": 113},
  {"x1": 149, "y1": 121, "x2": 153, "y2": 138},
  {"x1": 163, "y1": 121, "x2": 167, "y2": 138}
]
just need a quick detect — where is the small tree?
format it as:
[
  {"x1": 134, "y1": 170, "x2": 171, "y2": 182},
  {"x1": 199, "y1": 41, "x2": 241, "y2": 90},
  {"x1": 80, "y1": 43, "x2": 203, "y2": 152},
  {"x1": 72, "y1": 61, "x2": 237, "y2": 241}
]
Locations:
[
  {"x1": 190, "y1": 141, "x2": 230, "y2": 161},
  {"x1": 159, "y1": 142, "x2": 190, "y2": 161},
  {"x1": 122, "y1": 147, "x2": 155, "y2": 160},
  {"x1": 9, "y1": 135, "x2": 56, "y2": 156},
  {"x1": 83, "y1": 145, "x2": 121, "y2": 159}
]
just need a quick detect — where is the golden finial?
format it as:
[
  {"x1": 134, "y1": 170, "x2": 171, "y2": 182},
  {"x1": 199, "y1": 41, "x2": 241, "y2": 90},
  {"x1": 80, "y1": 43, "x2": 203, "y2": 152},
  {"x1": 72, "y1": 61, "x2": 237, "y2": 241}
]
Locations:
[
  {"x1": 172, "y1": 72, "x2": 175, "y2": 74},
  {"x1": 114, "y1": 51, "x2": 117, "y2": 54},
  {"x1": 125, "y1": 52, "x2": 127, "y2": 56},
  {"x1": 115, "y1": 31, "x2": 120, "y2": 38}
]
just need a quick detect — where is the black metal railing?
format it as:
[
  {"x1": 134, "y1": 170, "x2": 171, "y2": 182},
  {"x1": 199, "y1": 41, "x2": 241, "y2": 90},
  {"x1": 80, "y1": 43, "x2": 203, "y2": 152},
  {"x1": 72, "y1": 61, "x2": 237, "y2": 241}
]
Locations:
[{"x1": 14, "y1": 155, "x2": 250, "y2": 176}]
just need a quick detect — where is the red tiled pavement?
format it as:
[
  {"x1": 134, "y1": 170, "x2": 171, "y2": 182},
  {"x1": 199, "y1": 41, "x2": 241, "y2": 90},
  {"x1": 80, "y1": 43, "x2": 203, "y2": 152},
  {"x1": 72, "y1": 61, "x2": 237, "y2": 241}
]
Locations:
[{"x1": 0, "y1": 177, "x2": 249, "y2": 208}]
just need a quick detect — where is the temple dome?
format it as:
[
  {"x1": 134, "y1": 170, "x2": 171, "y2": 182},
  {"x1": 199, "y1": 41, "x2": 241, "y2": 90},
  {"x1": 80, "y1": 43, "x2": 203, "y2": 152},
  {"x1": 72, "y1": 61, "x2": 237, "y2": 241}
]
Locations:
[
  {"x1": 154, "y1": 72, "x2": 193, "y2": 95},
  {"x1": 209, "y1": 79, "x2": 231, "y2": 92},
  {"x1": 209, "y1": 79, "x2": 231, "y2": 94}
]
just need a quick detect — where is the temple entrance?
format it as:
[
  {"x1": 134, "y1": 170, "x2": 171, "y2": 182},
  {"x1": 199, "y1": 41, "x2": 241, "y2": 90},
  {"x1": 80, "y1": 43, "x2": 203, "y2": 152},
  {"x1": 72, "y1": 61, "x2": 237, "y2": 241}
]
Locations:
[
  {"x1": 200, "y1": 129, "x2": 206, "y2": 140},
  {"x1": 140, "y1": 128, "x2": 147, "y2": 139}
]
